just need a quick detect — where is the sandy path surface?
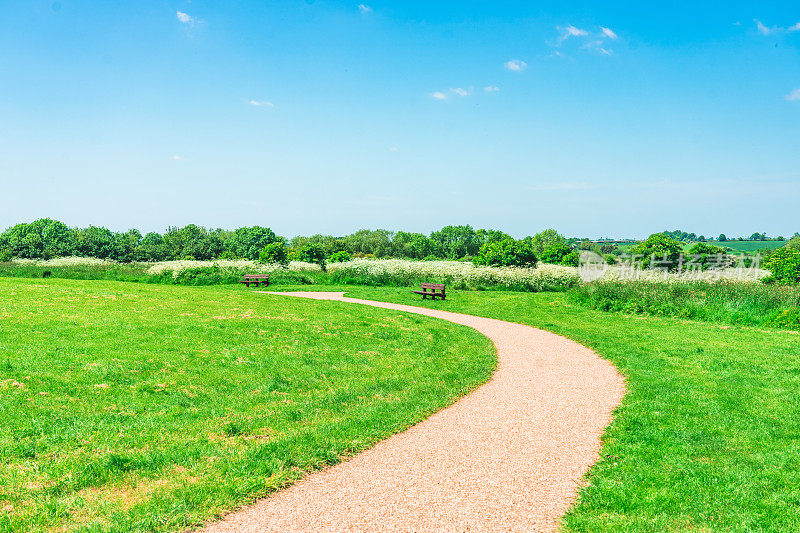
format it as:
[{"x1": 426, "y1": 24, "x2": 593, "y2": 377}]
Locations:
[{"x1": 200, "y1": 292, "x2": 625, "y2": 533}]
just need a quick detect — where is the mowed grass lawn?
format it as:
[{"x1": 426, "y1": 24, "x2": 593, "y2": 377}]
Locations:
[
  {"x1": 330, "y1": 286, "x2": 800, "y2": 531},
  {"x1": 0, "y1": 278, "x2": 495, "y2": 532}
]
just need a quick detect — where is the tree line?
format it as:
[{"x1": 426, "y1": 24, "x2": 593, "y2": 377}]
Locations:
[
  {"x1": 0, "y1": 219, "x2": 582, "y2": 264},
  {"x1": 663, "y1": 230, "x2": 797, "y2": 243},
  {"x1": 3, "y1": 219, "x2": 796, "y2": 266}
]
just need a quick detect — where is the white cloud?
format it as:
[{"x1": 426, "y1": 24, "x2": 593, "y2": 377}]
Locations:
[
  {"x1": 431, "y1": 91, "x2": 447, "y2": 100},
  {"x1": 450, "y1": 87, "x2": 471, "y2": 96},
  {"x1": 558, "y1": 25, "x2": 589, "y2": 42},
  {"x1": 358, "y1": 4, "x2": 372, "y2": 14},
  {"x1": 785, "y1": 88, "x2": 800, "y2": 101},
  {"x1": 172, "y1": 155, "x2": 185, "y2": 161},
  {"x1": 176, "y1": 11, "x2": 194, "y2": 25},
  {"x1": 755, "y1": 19, "x2": 778, "y2": 35},
  {"x1": 583, "y1": 40, "x2": 613, "y2": 55},
  {"x1": 249, "y1": 100, "x2": 274, "y2": 107},
  {"x1": 754, "y1": 19, "x2": 800, "y2": 35},
  {"x1": 601, "y1": 27, "x2": 618, "y2": 39},
  {"x1": 389, "y1": 146, "x2": 399, "y2": 152},
  {"x1": 484, "y1": 85, "x2": 500, "y2": 92},
  {"x1": 504, "y1": 59, "x2": 527, "y2": 72}
]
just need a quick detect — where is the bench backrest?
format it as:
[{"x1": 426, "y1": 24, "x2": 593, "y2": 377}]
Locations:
[
  {"x1": 244, "y1": 274, "x2": 269, "y2": 279},
  {"x1": 421, "y1": 283, "x2": 445, "y2": 291}
]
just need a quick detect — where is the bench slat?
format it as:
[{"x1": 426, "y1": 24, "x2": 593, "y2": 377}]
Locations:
[
  {"x1": 240, "y1": 274, "x2": 270, "y2": 287},
  {"x1": 412, "y1": 283, "x2": 446, "y2": 300}
]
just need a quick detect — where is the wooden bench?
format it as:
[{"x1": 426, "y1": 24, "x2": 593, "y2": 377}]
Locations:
[
  {"x1": 412, "y1": 283, "x2": 446, "y2": 300},
  {"x1": 239, "y1": 274, "x2": 270, "y2": 288}
]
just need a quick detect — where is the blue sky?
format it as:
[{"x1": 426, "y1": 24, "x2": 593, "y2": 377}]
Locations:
[{"x1": 1, "y1": 1, "x2": 798, "y2": 238}]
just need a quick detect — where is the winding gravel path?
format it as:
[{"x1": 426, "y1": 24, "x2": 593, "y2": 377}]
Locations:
[{"x1": 200, "y1": 292, "x2": 625, "y2": 533}]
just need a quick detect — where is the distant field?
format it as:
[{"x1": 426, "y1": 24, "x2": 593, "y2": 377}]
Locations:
[
  {"x1": 616, "y1": 240, "x2": 785, "y2": 255},
  {"x1": 0, "y1": 278, "x2": 495, "y2": 532},
  {"x1": 705, "y1": 240, "x2": 785, "y2": 253}
]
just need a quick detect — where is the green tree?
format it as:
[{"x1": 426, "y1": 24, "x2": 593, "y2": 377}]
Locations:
[
  {"x1": 429, "y1": 225, "x2": 479, "y2": 259},
  {"x1": 291, "y1": 234, "x2": 347, "y2": 256},
  {"x1": 392, "y1": 232, "x2": 438, "y2": 259},
  {"x1": 630, "y1": 233, "x2": 684, "y2": 271},
  {"x1": 345, "y1": 229, "x2": 394, "y2": 257},
  {"x1": 113, "y1": 229, "x2": 142, "y2": 262},
  {"x1": 134, "y1": 232, "x2": 171, "y2": 261},
  {"x1": 75, "y1": 226, "x2": 117, "y2": 259},
  {"x1": 259, "y1": 242, "x2": 288, "y2": 265},
  {"x1": 529, "y1": 229, "x2": 566, "y2": 254},
  {"x1": 329, "y1": 250, "x2": 352, "y2": 263},
  {"x1": 474, "y1": 239, "x2": 538, "y2": 268},
  {"x1": 0, "y1": 219, "x2": 76, "y2": 259},
  {"x1": 229, "y1": 226, "x2": 282, "y2": 260},
  {"x1": 765, "y1": 248, "x2": 800, "y2": 284},
  {"x1": 476, "y1": 228, "x2": 511, "y2": 247},
  {"x1": 688, "y1": 242, "x2": 730, "y2": 270},
  {"x1": 298, "y1": 243, "x2": 327, "y2": 271},
  {"x1": 540, "y1": 242, "x2": 573, "y2": 264}
]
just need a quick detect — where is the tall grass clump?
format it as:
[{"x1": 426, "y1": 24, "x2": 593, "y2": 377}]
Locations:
[{"x1": 570, "y1": 280, "x2": 800, "y2": 330}]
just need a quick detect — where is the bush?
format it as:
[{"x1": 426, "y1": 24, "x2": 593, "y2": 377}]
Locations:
[
  {"x1": 259, "y1": 242, "x2": 288, "y2": 266},
  {"x1": 540, "y1": 242, "x2": 573, "y2": 264},
  {"x1": 473, "y1": 239, "x2": 538, "y2": 268},
  {"x1": 0, "y1": 248, "x2": 11, "y2": 263},
  {"x1": 764, "y1": 248, "x2": 800, "y2": 284},
  {"x1": 329, "y1": 251, "x2": 352, "y2": 263},
  {"x1": 229, "y1": 226, "x2": 282, "y2": 260},
  {"x1": 297, "y1": 244, "x2": 327, "y2": 272},
  {"x1": 561, "y1": 249, "x2": 580, "y2": 267},
  {"x1": 687, "y1": 242, "x2": 732, "y2": 270},
  {"x1": 629, "y1": 233, "x2": 684, "y2": 271}
]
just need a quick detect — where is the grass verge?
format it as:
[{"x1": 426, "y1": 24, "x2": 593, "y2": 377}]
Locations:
[{"x1": 570, "y1": 280, "x2": 800, "y2": 331}]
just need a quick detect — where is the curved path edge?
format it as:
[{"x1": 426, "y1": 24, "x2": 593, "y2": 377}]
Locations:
[{"x1": 200, "y1": 292, "x2": 626, "y2": 533}]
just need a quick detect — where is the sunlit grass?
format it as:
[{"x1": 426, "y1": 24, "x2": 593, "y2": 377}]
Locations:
[
  {"x1": 334, "y1": 285, "x2": 800, "y2": 531},
  {"x1": 0, "y1": 278, "x2": 495, "y2": 532}
]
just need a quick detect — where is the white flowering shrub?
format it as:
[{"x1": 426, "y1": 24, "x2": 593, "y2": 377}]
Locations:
[
  {"x1": 327, "y1": 258, "x2": 580, "y2": 292},
  {"x1": 146, "y1": 260, "x2": 320, "y2": 279},
  {"x1": 12, "y1": 256, "x2": 118, "y2": 267},
  {"x1": 596, "y1": 265, "x2": 769, "y2": 283}
]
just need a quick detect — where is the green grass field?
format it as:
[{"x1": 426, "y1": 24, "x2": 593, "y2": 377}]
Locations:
[
  {"x1": 0, "y1": 278, "x2": 495, "y2": 532},
  {"x1": 5, "y1": 278, "x2": 800, "y2": 532},
  {"x1": 329, "y1": 286, "x2": 800, "y2": 531},
  {"x1": 704, "y1": 241, "x2": 785, "y2": 254},
  {"x1": 617, "y1": 240, "x2": 784, "y2": 256}
]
